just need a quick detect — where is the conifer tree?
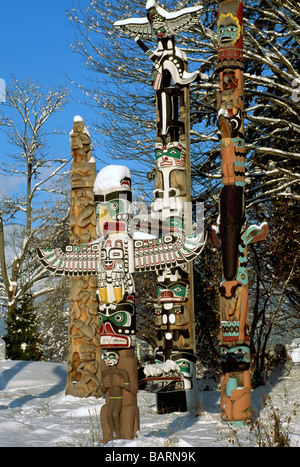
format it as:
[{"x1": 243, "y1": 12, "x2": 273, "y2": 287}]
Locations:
[{"x1": 6, "y1": 292, "x2": 42, "y2": 360}]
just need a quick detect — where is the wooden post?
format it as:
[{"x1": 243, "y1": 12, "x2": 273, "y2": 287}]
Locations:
[
  {"x1": 214, "y1": 0, "x2": 268, "y2": 423},
  {"x1": 65, "y1": 116, "x2": 102, "y2": 397},
  {"x1": 153, "y1": 66, "x2": 198, "y2": 413},
  {"x1": 114, "y1": 1, "x2": 204, "y2": 414},
  {"x1": 94, "y1": 165, "x2": 140, "y2": 442}
]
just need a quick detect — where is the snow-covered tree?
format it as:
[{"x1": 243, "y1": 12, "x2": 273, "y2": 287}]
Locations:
[
  {"x1": 5, "y1": 291, "x2": 42, "y2": 361},
  {"x1": 0, "y1": 77, "x2": 70, "y2": 356}
]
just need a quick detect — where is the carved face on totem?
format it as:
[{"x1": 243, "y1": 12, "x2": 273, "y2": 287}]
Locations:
[
  {"x1": 103, "y1": 350, "x2": 119, "y2": 367},
  {"x1": 147, "y1": 5, "x2": 168, "y2": 38},
  {"x1": 94, "y1": 165, "x2": 132, "y2": 237},
  {"x1": 217, "y1": 13, "x2": 241, "y2": 47},
  {"x1": 154, "y1": 142, "x2": 187, "y2": 213},
  {"x1": 156, "y1": 351, "x2": 195, "y2": 390},
  {"x1": 157, "y1": 281, "x2": 189, "y2": 303},
  {"x1": 217, "y1": 1, "x2": 243, "y2": 70},
  {"x1": 220, "y1": 344, "x2": 250, "y2": 373},
  {"x1": 95, "y1": 192, "x2": 132, "y2": 236},
  {"x1": 98, "y1": 300, "x2": 136, "y2": 348},
  {"x1": 155, "y1": 142, "x2": 186, "y2": 170},
  {"x1": 219, "y1": 280, "x2": 249, "y2": 345}
]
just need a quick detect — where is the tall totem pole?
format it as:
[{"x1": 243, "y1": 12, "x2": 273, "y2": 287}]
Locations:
[
  {"x1": 66, "y1": 116, "x2": 102, "y2": 398},
  {"x1": 38, "y1": 137, "x2": 204, "y2": 440},
  {"x1": 114, "y1": 0, "x2": 205, "y2": 413},
  {"x1": 213, "y1": 0, "x2": 268, "y2": 423}
]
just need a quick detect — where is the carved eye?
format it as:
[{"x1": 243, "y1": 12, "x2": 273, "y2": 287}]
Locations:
[
  {"x1": 234, "y1": 348, "x2": 245, "y2": 359},
  {"x1": 115, "y1": 313, "x2": 125, "y2": 323},
  {"x1": 180, "y1": 361, "x2": 189, "y2": 368},
  {"x1": 110, "y1": 201, "x2": 118, "y2": 211}
]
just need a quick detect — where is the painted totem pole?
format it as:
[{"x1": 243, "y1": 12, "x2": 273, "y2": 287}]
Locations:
[
  {"x1": 93, "y1": 164, "x2": 139, "y2": 442},
  {"x1": 114, "y1": 0, "x2": 205, "y2": 413},
  {"x1": 38, "y1": 154, "x2": 204, "y2": 440},
  {"x1": 213, "y1": 0, "x2": 268, "y2": 423}
]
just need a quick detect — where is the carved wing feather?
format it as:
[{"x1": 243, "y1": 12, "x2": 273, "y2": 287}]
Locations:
[
  {"x1": 133, "y1": 233, "x2": 205, "y2": 272},
  {"x1": 114, "y1": 17, "x2": 152, "y2": 38},
  {"x1": 114, "y1": 4, "x2": 202, "y2": 39},
  {"x1": 158, "y1": 5, "x2": 202, "y2": 36},
  {"x1": 37, "y1": 244, "x2": 100, "y2": 276}
]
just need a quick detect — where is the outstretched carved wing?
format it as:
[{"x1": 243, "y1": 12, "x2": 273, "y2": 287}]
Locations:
[
  {"x1": 133, "y1": 233, "x2": 205, "y2": 272},
  {"x1": 114, "y1": 4, "x2": 202, "y2": 39},
  {"x1": 37, "y1": 244, "x2": 100, "y2": 276},
  {"x1": 155, "y1": 4, "x2": 203, "y2": 37},
  {"x1": 114, "y1": 17, "x2": 152, "y2": 38}
]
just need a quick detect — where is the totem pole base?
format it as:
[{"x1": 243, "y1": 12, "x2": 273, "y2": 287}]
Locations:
[
  {"x1": 222, "y1": 420, "x2": 245, "y2": 427},
  {"x1": 156, "y1": 391, "x2": 187, "y2": 414}
]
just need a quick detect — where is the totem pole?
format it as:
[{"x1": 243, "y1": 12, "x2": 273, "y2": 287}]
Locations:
[
  {"x1": 66, "y1": 116, "x2": 101, "y2": 397},
  {"x1": 38, "y1": 152, "x2": 204, "y2": 440},
  {"x1": 114, "y1": 0, "x2": 205, "y2": 413},
  {"x1": 93, "y1": 164, "x2": 139, "y2": 442},
  {"x1": 213, "y1": 0, "x2": 268, "y2": 423}
]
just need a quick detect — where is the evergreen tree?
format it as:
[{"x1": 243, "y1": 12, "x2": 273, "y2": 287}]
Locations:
[{"x1": 6, "y1": 292, "x2": 42, "y2": 360}]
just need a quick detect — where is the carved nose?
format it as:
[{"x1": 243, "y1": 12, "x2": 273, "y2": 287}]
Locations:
[
  {"x1": 161, "y1": 290, "x2": 173, "y2": 298},
  {"x1": 104, "y1": 322, "x2": 114, "y2": 333},
  {"x1": 100, "y1": 322, "x2": 114, "y2": 334},
  {"x1": 99, "y1": 207, "x2": 109, "y2": 218}
]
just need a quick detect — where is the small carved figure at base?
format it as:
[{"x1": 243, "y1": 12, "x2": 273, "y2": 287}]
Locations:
[{"x1": 100, "y1": 351, "x2": 133, "y2": 442}]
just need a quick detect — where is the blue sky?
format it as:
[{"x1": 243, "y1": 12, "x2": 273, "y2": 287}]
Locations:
[
  {"x1": 0, "y1": 1, "x2": 102, "y2": 332},
  {"x1": 0, "y1": 0, "x2": 106, "y2": 198}
]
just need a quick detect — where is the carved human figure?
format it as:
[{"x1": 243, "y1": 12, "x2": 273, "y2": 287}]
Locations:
[
  {"x1": 219, "y1": 279, "x2": 249, "y2": 344},
  {"x1": 220, "y1": 370, "x2": 252, "y2": 422},
  {"x1": 100, "y1": 351, "x2": 131, "y2": 441}
]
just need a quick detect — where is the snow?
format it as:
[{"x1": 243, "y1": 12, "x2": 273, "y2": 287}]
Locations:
[
  {"x1": 94, "y1": 165, "x2": 131, "y2": 194},
  {"x1": 143, "y1": 360, "x2": 180, "y2": 377},
  {"x1": 114, "y1": 17, "x2": 148, "y2": 27},
  {"x1": 0, "y1": 359, "x2": 299, "y2": 447},
  {"x1": 287, "y1": 339, "x2": 300, "y2": 363}
]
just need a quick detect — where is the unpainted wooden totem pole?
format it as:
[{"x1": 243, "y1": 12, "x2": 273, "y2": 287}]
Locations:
[
  {"x1": 213, "y1": 0, "x2": 268, "y2": 423},
  {"x1": 66, "y1": 116, "x2": 101, "y2": 397},
  {"x1": 114, "y1": 0, "x2": 205, "y2": 413}
]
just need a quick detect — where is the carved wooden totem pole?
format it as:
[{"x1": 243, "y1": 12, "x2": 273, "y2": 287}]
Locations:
[
  {"x1": 37, "y1": 2, "x2": 207, "y2": 440},
  {"x1": 114, "y1": 0, "x2": 205, "y2": 413},
  {"x1": 38, "y1": 155, "x2": 204, "y2": 441},
  {"x1": 66, "y1": 116, "x2": 101, "y2": 398},
  {"x1": 93, "y1": 164, "x2": 140, "y2": 442},
  {"x1": 213, "y1": 0, "x2": 268, "y2": 423}
]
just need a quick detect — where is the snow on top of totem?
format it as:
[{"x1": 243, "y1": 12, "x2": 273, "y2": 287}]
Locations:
[
  {"x1": 94, "y1": 165, "x2": 131, "y2": 194},
  {"x1": 146, "y1": 0, "x2": 201, "y2": 18},
  {"x1": 114, "y1": 1, "x2": 202, "y2": 26},
  {"x1": 69, "y1": 115, "x2": 91, "y2": 138},
  {"x1": 143, "y1": 359, "x2": 181, "y2": 377}
]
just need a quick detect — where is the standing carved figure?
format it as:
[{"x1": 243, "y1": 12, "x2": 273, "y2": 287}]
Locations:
[
  {"x1": 213, "y1": 0, "x2": 268, "y2": 423},
  {"x1": 100, "y1": 351, "x2": 133, "y2": 442}
]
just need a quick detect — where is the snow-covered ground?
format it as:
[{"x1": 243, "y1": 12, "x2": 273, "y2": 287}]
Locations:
[{"x1": 0, "y1": 358, "x2": 299, "y2": 448}]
